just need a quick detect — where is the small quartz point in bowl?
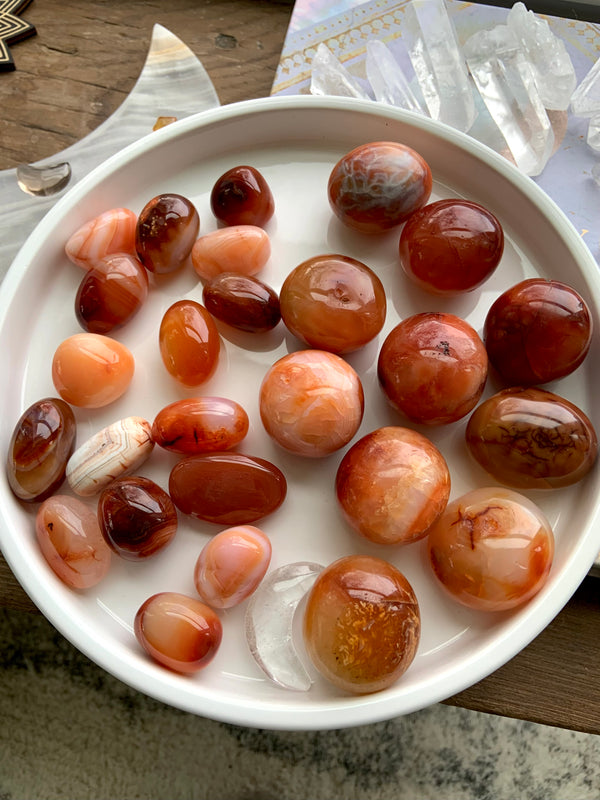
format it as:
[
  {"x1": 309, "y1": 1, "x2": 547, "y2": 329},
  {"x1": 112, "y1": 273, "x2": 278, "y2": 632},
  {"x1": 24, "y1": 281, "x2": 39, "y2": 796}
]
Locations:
[
  {"x1": 402, "y1": 0, "x2": 475, "y2": 133},
  {"x1": 365, "y1": 39, "x2": 424, "y2": 114},
  {"x1": 571, "y1": 57, "x2": 600, "y2": 118},
  {"x1": 245, "y1": 561, "x2": 324, "y2": 691},
  {"x1": 309, "y1": 42, "x2": 370, "y2": 100},
  {"x1": 506, "y1": 2, "x2": 576, "y2": 112},
  {"x1": 464, "y1": 25, "x2": 554, "y2": 177}
]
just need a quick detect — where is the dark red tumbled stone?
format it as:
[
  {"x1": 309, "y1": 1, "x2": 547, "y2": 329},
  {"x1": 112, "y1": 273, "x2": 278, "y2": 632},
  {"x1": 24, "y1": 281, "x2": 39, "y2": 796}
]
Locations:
[
  {"x1": 169, "y1": 453, "x2": 287, "y2": 524},
  {"x1": 98, "y1": 476, "x2": 178, "y2": 560},
  {"x1": 7, "y1": 397, "x2": 76, "y2": 502},
  {"x1": 135, "y1": 193, "x2": 199, "y2": 274},
  {"x1": 210, "y1": 165, "x2": 274, "y2": 228},
  {"x1": 202, "y1": 273, "x2": 281, "y2": 333}
]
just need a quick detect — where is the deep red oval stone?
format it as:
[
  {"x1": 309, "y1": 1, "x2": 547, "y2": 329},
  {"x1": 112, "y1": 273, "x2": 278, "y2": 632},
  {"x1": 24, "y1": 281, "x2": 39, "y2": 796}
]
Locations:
[
  {"x1": 7, "y1": 397, "x2": 76, "y2": 502},
  {"x1": 169, "y1": 453, "x2": 287, "y2": 524},
  {"x1": 202, "y1": 273, "x2": 281, "y2": 333}
]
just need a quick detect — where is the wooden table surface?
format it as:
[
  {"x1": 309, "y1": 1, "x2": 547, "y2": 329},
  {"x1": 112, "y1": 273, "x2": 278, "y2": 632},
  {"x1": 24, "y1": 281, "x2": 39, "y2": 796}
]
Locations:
[{"x1": 1, "y1": 0, "x2": 599, "y2": 734}]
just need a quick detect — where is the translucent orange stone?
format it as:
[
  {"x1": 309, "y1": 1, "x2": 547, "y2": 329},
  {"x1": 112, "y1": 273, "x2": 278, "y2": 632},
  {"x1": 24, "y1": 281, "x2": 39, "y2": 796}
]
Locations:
[
  {"x1": 152, "y1": 396, "x2": 249, "y2": 455},
  {"x1": 159, "y1": 300, "x2": 220, "y2": 386},
  {"x1": 259, "y1": 350, "x2": 364, "y2": 457},
  {"x1": 303, "y1": 555, "x2": 420, "y2": 694},
  {"x1": 134, "y1": 592, "x2": 223, "y2": 674},
  {"x1": 427, "y1": 487, "x2": 554, "y2": 611},
  {"x1": 35, "y1": 495, "x2": 112, "y2": 588},
  {"x1": 191, "y1": 225, "x2": 270, "y2": 281},
  {"x1": 279, "y1": 254, "x2": 386, "y2": 354},
  {"x1": 52, "y1": 333, "x2": 135, "y2": 408},
  {"x1": 135, "y1": 193, "x2": 200, "y2": 274},
  {"x1": 65, "y1": 208, "x2": 138, "y2": 270}
]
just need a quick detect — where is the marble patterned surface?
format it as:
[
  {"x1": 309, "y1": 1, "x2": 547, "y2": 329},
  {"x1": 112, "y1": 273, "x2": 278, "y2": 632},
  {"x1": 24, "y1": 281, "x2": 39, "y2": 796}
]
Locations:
[{"x1": 1, "y1": 605, "x2": 599, "y2": 800}]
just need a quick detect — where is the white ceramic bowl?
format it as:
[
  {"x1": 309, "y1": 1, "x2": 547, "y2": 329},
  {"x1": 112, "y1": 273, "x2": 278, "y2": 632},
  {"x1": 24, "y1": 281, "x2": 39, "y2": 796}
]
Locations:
[{"x1": 1, "y1": 95, "x2": 599, "y2": 730}]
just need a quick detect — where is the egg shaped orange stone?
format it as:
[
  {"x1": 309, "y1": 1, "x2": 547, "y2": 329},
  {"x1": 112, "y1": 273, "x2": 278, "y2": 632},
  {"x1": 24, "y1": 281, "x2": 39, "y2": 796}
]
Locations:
[
  {"x1": 159, "y1": 300, "x2": 220, "y2": 386},
  {"x1": 303, "y1": 555, "x2": 420, "y2": 694},
  {"x1": 52, "y1": 333, "x2": 134, "y2": 408}
]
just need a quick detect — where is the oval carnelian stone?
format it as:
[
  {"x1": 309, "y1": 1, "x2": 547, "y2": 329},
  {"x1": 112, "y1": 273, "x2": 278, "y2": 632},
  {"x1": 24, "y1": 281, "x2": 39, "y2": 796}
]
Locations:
[{"x1": 169, "y1": 453, "x2": 287, "y2": 525}]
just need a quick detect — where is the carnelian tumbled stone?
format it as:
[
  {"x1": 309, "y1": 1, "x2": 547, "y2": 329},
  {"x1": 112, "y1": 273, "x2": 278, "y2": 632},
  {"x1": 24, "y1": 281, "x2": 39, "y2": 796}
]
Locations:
[
  {"x1": 35, "y1": 495, "x2": 112, "y2": 588},
  {"x1": 427, "y1": 487, "x2": 554, "y2": 611},
  {"x1": 7, "y1": 397, "x2": 76, "y2": 502},
  {"x1": 377, "y1": 312, "x2": 488, "y2": 425},
  {"x1": 135, "y1": 193, "x2": 199, "y2": 274},
  {"x1": 210, "y1": 165, "x2": 275, "y2": 228},
  {"x1": 202, "y1": 273, "x2": 281, "y2": 333},
  {"x1": 152, "y1": 396, "x2": 249, "y2": 455},
  {"x1": 194, "y1": 525, "x2": 271, "y2": 609},
  {"x1": 98, "y1": 476, "x2": 178, "y2": 560},
  {"x1": 134, "y1": 592, "x2": 223, "y2": 674},
  {"x1": 159, "y1": 300, "x2": 220, "y2": 386},
  {"x1": 328, "y1": 141, "x2": 432, "y2": 234},
  {"x1": 483, "y1": 278, "x2": 592, "y2": 385},
  {"x1": 52, "y1": 333, "x2": 135, "y2": 408},
  {"x1": 75, "y1": 252, "x2": 149, "y2": 333},
  {"x1": 65, "y1": 208, "x2": 138, "y2": 270},
  {"x1": 169, "y1": 453, "x2": 287, "y2": 525},
  {"x1": 336, "y1": 426, "x2": 450, "y2": 545},
  {"x1": 303, "y1": 555, "x2": 420, "y2": 694},
  {"x1": 279, "y1": 254, "x2": 386, "y2": 353},
  {"x1": 259, "y1": 350, "x2": 364, "y2": 457},
  {"x1": 399, "y1": 199, "x2": 504, "y2": 294},
  {"x1": 465, "y1": 387, "x2": 598, "y2": 489}
]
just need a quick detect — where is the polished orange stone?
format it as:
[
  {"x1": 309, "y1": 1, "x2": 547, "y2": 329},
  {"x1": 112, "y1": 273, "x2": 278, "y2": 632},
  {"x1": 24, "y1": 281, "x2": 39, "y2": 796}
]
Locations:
[
  {"x1": 152, "y1": 396, "x2": 249, "y2": 455},
  {"x1": 303, "y1": 555, "x2": 420, "y2": 694},
  {"x1": 159, "y1": 300, "x2": 220, "y2": 386},
  {"x1": 169, "y1": 452, "x2": 287, "y2": 525}
]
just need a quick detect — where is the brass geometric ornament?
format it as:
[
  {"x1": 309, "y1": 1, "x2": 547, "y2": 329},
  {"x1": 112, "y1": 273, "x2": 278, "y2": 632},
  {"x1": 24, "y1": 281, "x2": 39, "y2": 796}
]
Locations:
[{"x1": 0, "y1": 0, "x2": 36, "y2": 71}]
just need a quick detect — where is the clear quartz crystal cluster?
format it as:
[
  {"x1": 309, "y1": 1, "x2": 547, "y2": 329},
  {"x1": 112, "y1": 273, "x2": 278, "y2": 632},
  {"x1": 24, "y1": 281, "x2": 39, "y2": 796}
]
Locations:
[{"x1": 309, "y1": 0, "x2": 586, "y2": 178}]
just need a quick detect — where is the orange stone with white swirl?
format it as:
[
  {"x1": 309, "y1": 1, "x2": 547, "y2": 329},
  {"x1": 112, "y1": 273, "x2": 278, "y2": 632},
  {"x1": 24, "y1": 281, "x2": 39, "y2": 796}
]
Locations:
[
  {"x1": 259, "y1": 350, "x2": 364, "y2": 457},
  {"x1": 65, "y1": 208, "x2": 138, "y2": 270}
]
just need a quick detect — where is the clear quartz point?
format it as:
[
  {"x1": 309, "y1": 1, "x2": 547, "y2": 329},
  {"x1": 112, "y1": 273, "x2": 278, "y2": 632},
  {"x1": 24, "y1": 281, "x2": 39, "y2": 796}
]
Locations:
[
  {"x1": 507, "y1": 2, "x2": 576, "y2": 111},
  {"x1": 402, "y1": 0, "x2": 475, "y2": 132},
  {"x1": 310, "y1": 42, "x2": 370, "y2": 100},
  {"x1": 245, "y1": 561, "x2": 324, "y2": 691},
  {"x1": 464, "y1": 25, "x2": 554, "y2": 177},
  {"x1": 366, "y1": 39, "x2": 423, "y2": 114},
  {"x1": 571, "y1": 57, "x2": 600, "y2": 118},
  {"x1": 16, "y1": 161, "x2": 71, "y2": 197},
  {"x1": 587, "y1": 114, "x2": 600, "y2": 152}
]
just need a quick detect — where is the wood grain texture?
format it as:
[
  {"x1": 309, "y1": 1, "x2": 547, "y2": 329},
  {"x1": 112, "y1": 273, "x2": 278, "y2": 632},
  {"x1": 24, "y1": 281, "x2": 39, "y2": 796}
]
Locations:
[{"x1": 1, "y1": 0, "x2": 599, "y2": 735}]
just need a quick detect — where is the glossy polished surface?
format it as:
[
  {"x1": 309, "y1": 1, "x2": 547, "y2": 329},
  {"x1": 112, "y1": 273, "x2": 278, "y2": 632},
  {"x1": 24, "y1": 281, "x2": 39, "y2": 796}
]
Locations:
[
  {"x1": 98, "y1": 476, "x2": 177, "y2": 560},
  {"x1": 35, "y1": 495, "x2": 112, "y2": 589},
  {"x1": 194, "y1": 525, "x2": 271, "y2": 609},
  {"x1": 159, "y1": 299, "x2": 220, "y2": 386},
  {"x1": 259, "y1": 350, "x2": 364, "y2": 457},
  {"x1": 466, "y1": 387, "x2": 598, "y2": 489},
  {"x1": 52, "y1": 333, "x2": 135, "y2": 408},
  {"x1": 169, "y1": 453, "x2": 287, "y2": 524},
  {"x1": 210, "y1": 165, "x2": 275, "y2": 227},
  {"x1": 134, "y1": 592, "x2": 222, "y2": 674},
  {"x1": 65, "y1": 207, "x2": 137, "y2": 270},
  {"x1": 6, "y1": 397, "x2": 76, "y2": 503},
  {"x1": 66, "y1": 417, "x2": 154, "y2": 497},
  {"x1": 328, "y1": 141, "x2": 432, "y2": 233},
  {"x1": 428, "y1": 488, "x2": 555, "y2": 611},
  {"x1": 377, "y1": 312, "x2": 488, "y2": 425},
  {"x1": 75, "y1": 252, "x2": 149, "y2": 333},
  {"x1": 191, "y1": 225, "x2": 270, "y2": 280},
  {"x1": 399, "y1": 199, "x2": 504, "y2": 294},
  {"x1": 202, "y1": 273, "x2": 280, "y2": 333},
  {"x1": 135, "y1": 193, "x2": 199, "y2": 274},
  {"x1": 279, "y1": 254, "x2": 386, "y2": 353},
  {"x1": 484, "y1": 278, "x2": 593, "y2": 385},
  {"x1": 336, "y1": 426, "x2": 451, "y2": 545},
  {"x1": 152, "y1": 396, "x2": 249, "y2": 455},
  {"x1": 303, "y1": 555, "x2": 420, "y2": 694}
]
